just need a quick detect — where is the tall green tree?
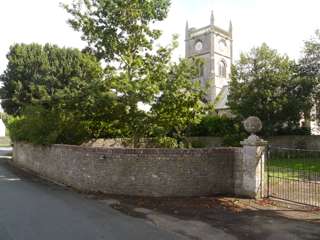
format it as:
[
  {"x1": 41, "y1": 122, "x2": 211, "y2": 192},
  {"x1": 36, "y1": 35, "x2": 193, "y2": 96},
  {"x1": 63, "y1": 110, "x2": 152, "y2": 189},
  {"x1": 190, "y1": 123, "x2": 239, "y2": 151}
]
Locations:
[
  {"x1": 0, "y1": 43, "x2": 104, "y2": 115},
  {"x1": 64, "y1": 0, "x2": 208, "y2": 142},
  {"x1": 0, "y1": 43, "x2": 119, "y2": 144},
  {"x1": 229, "y1": 43, "x2": 312, "y2": 136},
  {"x1": 299, "y1": 30, "x2": 320, "y2": 77},
  {"x1": 299, "y1": 30, "x2": 320, "y2": 124}
]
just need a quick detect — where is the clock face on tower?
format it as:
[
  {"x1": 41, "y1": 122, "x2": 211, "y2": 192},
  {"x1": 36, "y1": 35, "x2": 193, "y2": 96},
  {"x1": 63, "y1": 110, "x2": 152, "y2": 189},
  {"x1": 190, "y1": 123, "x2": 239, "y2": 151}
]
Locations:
[{"x1": 195, "y1": 41, "x2": 203, "y2": 51}]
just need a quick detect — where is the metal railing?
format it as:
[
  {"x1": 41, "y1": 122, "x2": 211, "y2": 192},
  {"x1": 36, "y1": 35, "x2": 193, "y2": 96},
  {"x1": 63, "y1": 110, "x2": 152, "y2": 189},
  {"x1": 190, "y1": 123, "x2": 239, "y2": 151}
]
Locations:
[{"x1": 267, "y1": 146, "x2": 320, "y2": 207}]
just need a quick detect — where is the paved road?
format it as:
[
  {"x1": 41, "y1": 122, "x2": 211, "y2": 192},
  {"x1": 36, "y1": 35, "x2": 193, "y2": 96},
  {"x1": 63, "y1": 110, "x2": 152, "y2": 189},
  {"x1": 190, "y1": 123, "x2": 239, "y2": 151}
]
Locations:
[{"x1": 0, "y1": 148, "x2": 182, "y2": 240}]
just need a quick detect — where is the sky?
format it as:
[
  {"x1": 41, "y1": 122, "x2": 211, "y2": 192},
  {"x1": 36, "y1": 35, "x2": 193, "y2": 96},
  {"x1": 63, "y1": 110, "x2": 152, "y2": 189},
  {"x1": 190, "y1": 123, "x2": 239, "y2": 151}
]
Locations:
[{"x1": 0, "y1": 0, "x2": 320, "y2": 74}]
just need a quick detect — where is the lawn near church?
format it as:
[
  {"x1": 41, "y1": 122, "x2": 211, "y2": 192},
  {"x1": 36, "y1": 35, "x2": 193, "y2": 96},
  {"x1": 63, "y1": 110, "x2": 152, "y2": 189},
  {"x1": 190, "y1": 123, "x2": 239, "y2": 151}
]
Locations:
[
  {"x1": 268, "y1": 157, "x2": 320, "y2": 178},
  {"x1": 268, "y1": 149, "x2": 320, "y2": 178}
]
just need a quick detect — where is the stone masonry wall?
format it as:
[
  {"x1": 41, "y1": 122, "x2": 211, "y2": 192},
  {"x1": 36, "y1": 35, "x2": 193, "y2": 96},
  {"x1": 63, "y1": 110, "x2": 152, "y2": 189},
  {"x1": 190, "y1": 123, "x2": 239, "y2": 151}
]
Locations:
[
  {"x1": 267, "y1": 135, "x2": 320, "y2": 150},
  {"x1": 12, "y1": 142, "x2": 242, "y2": 197}
]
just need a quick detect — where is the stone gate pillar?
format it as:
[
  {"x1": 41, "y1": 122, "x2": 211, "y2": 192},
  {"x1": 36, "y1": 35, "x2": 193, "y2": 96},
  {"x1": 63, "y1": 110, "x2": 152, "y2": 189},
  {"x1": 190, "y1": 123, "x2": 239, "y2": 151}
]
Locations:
[{"x1": 235, "y1": 117, "x2": 268, "y2": 199}]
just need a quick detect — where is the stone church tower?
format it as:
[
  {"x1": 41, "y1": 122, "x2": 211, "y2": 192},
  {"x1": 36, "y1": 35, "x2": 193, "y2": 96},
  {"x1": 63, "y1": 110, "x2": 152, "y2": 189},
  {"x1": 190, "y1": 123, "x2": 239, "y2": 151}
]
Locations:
[{"x1": 185, "y1": 12, "x2": 233, "y2": 110}]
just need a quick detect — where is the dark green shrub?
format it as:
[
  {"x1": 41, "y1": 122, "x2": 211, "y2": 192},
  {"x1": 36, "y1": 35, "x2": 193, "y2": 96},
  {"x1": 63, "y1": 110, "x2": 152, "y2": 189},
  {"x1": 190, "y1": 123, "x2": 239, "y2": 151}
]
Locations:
[
  {"x1": 275, "y1": 126, "x2": 311, "y2": 136},
  {"x1": 188, "y1": 115, "x2": 247, "y2": 147},
  {"x1": 154, "y1": 136, "x2": 178, "y2": 148},
  {"x1": 6, "y1": 105, "x2": 91, "y2": 145},
  {"x1": 189, "y1": 139, "x2": 207, "y2": 148},
  {"x1": 189, "y1": 115, "x2": 237, "y2": 137}
]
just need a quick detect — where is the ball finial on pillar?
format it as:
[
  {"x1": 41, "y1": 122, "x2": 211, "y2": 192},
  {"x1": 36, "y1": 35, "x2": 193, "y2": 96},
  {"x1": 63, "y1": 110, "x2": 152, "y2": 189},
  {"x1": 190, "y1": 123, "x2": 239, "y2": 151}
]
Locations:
[
  {"x1": 241, "y1": 116, "x2": 266, "y2": 146},
  {"x1": 243, "y1": 116, "x2": 262, "y2": 134}
]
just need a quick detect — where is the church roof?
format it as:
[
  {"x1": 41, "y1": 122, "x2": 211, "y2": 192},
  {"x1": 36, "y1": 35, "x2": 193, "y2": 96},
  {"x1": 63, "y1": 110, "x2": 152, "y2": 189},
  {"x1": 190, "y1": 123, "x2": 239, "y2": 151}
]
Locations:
[{"x1": 215, "y1": 85, "x2": 229, "y2": 110}]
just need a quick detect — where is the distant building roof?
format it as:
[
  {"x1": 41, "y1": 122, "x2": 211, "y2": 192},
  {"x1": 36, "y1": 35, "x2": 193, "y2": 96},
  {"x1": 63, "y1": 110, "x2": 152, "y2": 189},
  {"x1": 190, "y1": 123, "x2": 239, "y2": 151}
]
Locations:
[{"x1": 215, "y1": 85, "x2": 229, "y2": 110}]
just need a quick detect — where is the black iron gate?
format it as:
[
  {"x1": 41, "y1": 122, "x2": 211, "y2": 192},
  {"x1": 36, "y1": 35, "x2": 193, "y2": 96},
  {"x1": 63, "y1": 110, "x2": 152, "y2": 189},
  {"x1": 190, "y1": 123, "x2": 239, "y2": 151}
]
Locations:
[{"x1": 267, "y1": 146, "x2": 320, "y2": 207}]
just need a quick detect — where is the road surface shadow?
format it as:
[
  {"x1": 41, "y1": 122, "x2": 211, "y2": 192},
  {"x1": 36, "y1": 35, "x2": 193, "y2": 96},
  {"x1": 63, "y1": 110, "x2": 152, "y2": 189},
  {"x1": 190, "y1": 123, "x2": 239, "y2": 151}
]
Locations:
[{"x1": 97, "y1": 194, "x2": 320, "y2": 240}]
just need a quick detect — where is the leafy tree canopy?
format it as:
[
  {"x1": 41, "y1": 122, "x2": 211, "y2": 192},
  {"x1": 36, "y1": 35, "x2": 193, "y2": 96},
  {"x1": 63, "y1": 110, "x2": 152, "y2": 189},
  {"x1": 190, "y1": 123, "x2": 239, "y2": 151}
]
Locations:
[
  {"x1": 63, "y1": 0, "x2": 171, "y2": 63},
  {"x1": 299, "y1": 30, "x2": 320, "y2": 78},
  {"x1": 298, "y1": 30, "x2": 320, "y2": 127},
  {"x1": 229, "y1": 43, "x2": 313, "y2": 136},
  {"x1": 0, "y1": 43, "x2": 103, "y2": 115}
]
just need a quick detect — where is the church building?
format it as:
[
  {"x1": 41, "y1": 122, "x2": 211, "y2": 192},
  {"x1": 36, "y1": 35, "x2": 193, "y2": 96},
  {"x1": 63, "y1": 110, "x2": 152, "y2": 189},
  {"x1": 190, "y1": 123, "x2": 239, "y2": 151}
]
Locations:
[{"x1": 185, "y1": 12, "x2": 232, "y2": 114}]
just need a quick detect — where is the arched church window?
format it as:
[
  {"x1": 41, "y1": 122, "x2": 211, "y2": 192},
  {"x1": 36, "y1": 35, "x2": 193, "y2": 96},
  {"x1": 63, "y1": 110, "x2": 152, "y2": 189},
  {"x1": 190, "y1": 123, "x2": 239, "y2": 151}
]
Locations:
[{"x1": 219, "y1": 60, "x2": 227, "y2": 78}]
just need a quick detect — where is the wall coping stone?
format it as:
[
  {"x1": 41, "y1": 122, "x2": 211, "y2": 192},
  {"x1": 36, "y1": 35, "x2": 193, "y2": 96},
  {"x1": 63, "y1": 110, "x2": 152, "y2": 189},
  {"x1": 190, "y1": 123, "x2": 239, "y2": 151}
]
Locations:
[{"x1": 17, "y1": 142, "x2": 241, "y2": 155}]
